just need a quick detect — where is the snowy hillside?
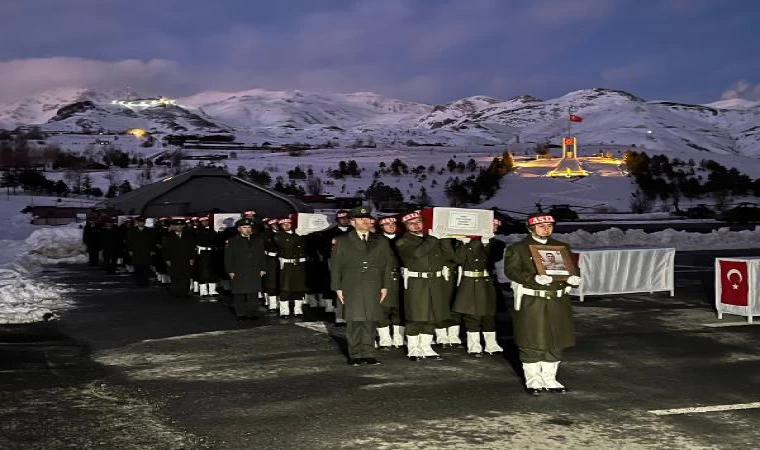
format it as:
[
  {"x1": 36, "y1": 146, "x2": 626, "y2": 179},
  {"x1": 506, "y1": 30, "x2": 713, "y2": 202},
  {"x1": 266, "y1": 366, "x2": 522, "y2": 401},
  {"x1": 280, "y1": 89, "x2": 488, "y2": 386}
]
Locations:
[{"x1": 1, "y1": 86, "x2": 760, "y2": 160}]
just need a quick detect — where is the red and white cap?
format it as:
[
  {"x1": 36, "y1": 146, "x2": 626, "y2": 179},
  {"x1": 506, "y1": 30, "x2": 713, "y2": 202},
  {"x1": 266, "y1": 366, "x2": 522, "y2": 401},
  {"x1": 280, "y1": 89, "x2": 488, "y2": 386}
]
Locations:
[
  {"x1": 526, "y1": 214, "x2": 555, "y2": 226},
  {"x1": 378, "y1": 216, "x2": 397, "y2": 225},
  {"x1": 279, "y1": 217, "x2": 292, "y2": 224},
  {"x1": 243, "y1": 210, "x2": 256, "y2": 217},
  {"x1": 401, "y1": 211, "x2": 422, "y2": 223},
  {"x1": 336, "y1": 210, "x2": 349, "y2": 219},
  {"x1": 267, "y1": 218, "x2": 280, "y2": 225}
]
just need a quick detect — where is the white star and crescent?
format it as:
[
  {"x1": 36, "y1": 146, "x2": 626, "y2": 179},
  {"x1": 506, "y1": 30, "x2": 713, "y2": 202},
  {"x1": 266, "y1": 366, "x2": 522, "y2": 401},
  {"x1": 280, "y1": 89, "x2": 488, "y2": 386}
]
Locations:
[{"x1": 726, "y1": 268, "x2": 743, "y2": 290}]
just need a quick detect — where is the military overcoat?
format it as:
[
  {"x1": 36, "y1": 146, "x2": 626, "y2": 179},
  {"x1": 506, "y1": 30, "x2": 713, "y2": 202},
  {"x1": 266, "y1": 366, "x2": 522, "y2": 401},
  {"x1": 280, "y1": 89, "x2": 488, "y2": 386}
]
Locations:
[
  {"x1": 331, "y1": 231, "x2": 395, "y2": 322},
  {"x1": 224, "y1": 233, "x2": 265, "y2": 294},
  {"x1": 272, "y1": 231, "x2": 308, "y2": 293},
  {"x1": 395, "y1": 233, "x2": 454, "y2": 323},
  {"x1": 504, "y1": 235, "x2": 576, "y2": 351},
  {"x1": 452, "y1": 238, "x2": 497, "y2": 316}
]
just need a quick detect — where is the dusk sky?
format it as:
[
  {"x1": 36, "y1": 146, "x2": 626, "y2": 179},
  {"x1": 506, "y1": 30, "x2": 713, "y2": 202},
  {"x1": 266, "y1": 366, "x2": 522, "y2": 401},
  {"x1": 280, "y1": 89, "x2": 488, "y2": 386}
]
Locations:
[{"x1": 3, "y1": 0, "x2": 760, "y2": 105}]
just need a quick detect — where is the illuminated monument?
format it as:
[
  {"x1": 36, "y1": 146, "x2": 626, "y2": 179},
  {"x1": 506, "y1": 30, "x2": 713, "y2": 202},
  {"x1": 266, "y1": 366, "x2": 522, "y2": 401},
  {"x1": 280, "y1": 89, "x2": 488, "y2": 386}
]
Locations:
[{"x1": 546, "y1": 136, "x2": 589, "y2": 178}]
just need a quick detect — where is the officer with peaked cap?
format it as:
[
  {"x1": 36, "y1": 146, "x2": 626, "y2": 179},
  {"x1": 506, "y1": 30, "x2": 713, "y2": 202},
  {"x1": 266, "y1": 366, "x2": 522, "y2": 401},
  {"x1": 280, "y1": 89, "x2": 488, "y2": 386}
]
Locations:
[
  {"x1": 331, "y1": 205, "x2": 395, "y2": 365},
  {"x1": 504, "y1": 212, "x2": 580, "y2": 395},
  {"x1": 162, "y1": 218, "x2": 196, "y2": 297},
  {"x1": 394, "y1": 211, "x2": 456, "y2": 361},
  {"x1": 224, "y1": 217, "x2": 265, "y2": 320}
]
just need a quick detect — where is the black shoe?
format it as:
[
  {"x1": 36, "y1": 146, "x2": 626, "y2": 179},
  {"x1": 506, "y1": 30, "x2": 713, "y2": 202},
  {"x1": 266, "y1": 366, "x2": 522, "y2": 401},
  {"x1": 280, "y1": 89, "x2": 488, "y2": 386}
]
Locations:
[
  {"x1": 378, "y1": 346, "x2": 392, "y2": 352},
  {"x1": 469, "y1": 352, "x2": 484, "y2": 358},
  {"x1": 450, "y1": 343, "x2": 464, "y2": 349},
  {"x1": 544, "y1": 387, "x2": 567, "y2": 394},
  {"x1": 347, "y1": 358, "x2": 361, "y2": 366},
  {"x1": 408, "y1": 356, "x2": 421, "y2": 362},
  {"x1": 362, "y1": 358, "x2": 381, "y2": 365},
  {"x1": 526, "y1": 388, "x2": 542, "y2": 396}
]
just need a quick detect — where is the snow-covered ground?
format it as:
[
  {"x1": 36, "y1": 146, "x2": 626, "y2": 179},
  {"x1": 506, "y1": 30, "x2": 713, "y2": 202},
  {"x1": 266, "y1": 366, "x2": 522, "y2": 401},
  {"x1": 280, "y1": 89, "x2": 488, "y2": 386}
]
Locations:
[
  {"x1": 3, "y1": 192, "x2": 760, "y2": 324},
  {"x1": 0, "y1": 195, "x2": 87, "y2": 324}
]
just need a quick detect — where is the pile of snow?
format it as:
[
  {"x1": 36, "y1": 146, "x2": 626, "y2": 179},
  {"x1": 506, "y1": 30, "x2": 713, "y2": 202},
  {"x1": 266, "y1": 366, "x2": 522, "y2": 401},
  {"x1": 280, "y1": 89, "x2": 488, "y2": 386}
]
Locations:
[{"x1": 0, "y1": 225, "x2": 85, "y2": 324}]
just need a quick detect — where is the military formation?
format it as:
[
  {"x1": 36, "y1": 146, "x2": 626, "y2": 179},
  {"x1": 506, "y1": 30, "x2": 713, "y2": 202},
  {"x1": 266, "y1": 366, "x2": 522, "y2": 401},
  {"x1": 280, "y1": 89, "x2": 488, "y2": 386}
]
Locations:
[{"x1": 82, "y1": 208, "x2": 579, "y2": 395}]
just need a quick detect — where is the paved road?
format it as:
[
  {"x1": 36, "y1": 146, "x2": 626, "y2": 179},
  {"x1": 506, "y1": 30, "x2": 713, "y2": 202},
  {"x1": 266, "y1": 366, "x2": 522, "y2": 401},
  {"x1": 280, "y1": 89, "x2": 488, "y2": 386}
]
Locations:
[{"x1": 2, "y1": 249, "x2": 760, "y2": 449}]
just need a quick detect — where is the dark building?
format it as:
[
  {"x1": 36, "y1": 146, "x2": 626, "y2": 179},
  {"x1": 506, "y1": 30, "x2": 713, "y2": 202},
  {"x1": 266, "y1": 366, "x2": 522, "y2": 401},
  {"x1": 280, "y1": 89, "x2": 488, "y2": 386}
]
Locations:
[{"x1": 95, "y1": 166, "x2": 313, "y2": 217}]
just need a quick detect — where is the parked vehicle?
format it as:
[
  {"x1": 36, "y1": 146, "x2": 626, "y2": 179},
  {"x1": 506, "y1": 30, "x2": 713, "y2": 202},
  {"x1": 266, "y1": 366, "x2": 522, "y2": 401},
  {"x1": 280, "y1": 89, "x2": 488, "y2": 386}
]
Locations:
[{"x1": 717, "y1": 203, "x2": 760, "y2": 223}]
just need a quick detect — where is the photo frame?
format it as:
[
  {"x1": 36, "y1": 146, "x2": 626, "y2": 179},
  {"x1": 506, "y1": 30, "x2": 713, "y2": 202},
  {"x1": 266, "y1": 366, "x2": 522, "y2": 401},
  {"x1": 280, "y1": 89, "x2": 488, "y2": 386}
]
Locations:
[{"x1": 529, "y1": 245, "x2": 578, "y2": 281}]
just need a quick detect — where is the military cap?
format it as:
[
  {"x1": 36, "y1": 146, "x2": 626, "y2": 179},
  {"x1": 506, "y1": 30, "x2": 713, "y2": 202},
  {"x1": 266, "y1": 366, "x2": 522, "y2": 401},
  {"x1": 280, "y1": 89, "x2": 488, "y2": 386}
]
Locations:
[
  {"x1": 135, "y1": 216, "x2": 147, "y2": 222},
  {"x1": 242, "y1": 210, "x2": 256, "y2": 217},
  {"x1": 378, "y1": 216, "x2": 397, "y2": 225},
  {"x1": 349, "y1": 205, "x2": 373, "y2": 219},
  {"x1": 235, "y1": 218, "x2": 253, "y2": 227},
  {"x1": 401, "y1": 211, "x2": 422, "y2": 223},
  {"x1": 171, "y1": 218, "x2": 186, "y2": 225},
  {"x1": 526, "y1": 212, "x2": 555, "y2": 226},
  {"x1": 335, "y1": 210, "x2": 349, "y2": 219}
]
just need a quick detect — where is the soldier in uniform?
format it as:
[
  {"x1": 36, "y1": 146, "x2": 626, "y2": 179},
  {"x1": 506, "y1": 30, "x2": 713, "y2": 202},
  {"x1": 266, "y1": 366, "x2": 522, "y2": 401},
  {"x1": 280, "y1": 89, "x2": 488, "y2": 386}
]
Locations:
[
  {"x1": 262, "y1": 218, "x2": 281, "y2": 312},
  {"x1": 331, "y1": 206, "x2": 395, "y2": 365},
  {"x1": 82, "y1": 217, "x2": 101, "y2": 267},
  {"x1": 99, "y1": 218, "x2": 121, "y2": 274},
  {"x1": 224, "y1": 217, "x2": 265, "y2": 320},
  {"x1": 272, "y1": 216, "x2": 308, "y2": 318},
  {"x1": 125, "y1": 216, "x2": 156, "y2": 286},
  {"x1": 153, "y1": 218, "x2": 171, "y2": 284},
  {"x1": 194, "y1": 215, "x2": 219, "y2": 299},
  {"x1": 395, "y1": 211, "x2": 455, "y2": 361},
  {"x1": 504, "y1": 212, "x2": 580, "y2": 395},
  {"x1": 317, "y1": 210, "x2": 353, "y2": 319},
  {"x1": 435, "y1": 237, "x2": 463, "y2": 349},
  {"x1": 162, "y1": 218, "x2": 196, "y2": 297},
  {"x1": 376, "y1": 216, "x2": 404, "y2": 349},
  {"x1": 452, "y1": 218, "x2": 504, "y2": 357}
]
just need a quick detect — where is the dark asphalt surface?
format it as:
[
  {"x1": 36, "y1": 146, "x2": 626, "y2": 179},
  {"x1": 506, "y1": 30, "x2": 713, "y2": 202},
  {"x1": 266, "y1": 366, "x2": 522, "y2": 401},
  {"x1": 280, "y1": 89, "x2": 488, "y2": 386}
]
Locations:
[{"x1": 2, "y1": 249, "x2": 760, "y2": 449}]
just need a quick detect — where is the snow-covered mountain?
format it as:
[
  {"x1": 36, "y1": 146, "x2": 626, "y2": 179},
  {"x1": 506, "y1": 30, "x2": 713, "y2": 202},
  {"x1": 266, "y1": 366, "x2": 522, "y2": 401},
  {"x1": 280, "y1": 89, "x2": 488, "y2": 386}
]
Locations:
[{"x1": 2, "y1": 86, "x2": 760, "y2": 158}]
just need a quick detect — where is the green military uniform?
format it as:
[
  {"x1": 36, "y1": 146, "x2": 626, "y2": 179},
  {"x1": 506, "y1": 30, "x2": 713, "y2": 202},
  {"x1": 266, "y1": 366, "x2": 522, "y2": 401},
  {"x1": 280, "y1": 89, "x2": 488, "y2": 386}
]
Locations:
[
  {"x1": 125, "y1": 219, "x2": 155, "y2": 286},
  {"x1": 272, "y1": 223, "x2": 308, "y2": 317},
  {"x1": 395, "y1": 226, "x2": 455, "y2": 360},
  {"x1": 162, "y1": 221, "x2": 196, "y2": 297},
  {"x1": 224, "y1": 218, "x2": 265, "y2": 319},
  {"x1": 504, "y1": 212, "x2": 579, "y2": 395},
  {"x1": 504, "y1": 236, "x2": 576, "y2": 357},
  {"x1": 331, "y1": 207, "x2": 395, "y2": 362},
  {"x1": 453, "y1": 238, "x2": 502, "y2": 355},
  {"x1": 376, "y1": 232, "x2": 404, "y2": 348},
  {"x1": 261, "y1": 223, "x2": 280, "y2": 311}
]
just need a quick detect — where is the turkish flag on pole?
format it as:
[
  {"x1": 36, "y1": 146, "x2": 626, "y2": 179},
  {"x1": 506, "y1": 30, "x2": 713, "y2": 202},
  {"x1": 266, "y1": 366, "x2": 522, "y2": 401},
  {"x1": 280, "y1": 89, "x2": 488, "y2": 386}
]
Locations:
[
  {"x1": 719, "y1": 260, "x2": 749, "y2": 306},
  {"x1": 568, "y1": 114, "x2": 583, "y2": 123}
]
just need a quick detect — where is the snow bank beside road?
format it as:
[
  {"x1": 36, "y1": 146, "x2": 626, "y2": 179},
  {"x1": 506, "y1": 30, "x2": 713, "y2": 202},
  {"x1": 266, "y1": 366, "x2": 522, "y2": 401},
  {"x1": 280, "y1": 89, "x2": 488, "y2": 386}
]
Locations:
[{"x1": 0, "y1": 225, "x2": 84, "y2": 324}]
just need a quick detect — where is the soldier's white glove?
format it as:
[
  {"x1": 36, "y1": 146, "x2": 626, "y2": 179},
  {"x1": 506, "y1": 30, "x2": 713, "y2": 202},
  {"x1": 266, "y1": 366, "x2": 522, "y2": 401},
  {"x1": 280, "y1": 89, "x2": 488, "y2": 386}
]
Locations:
[
  {"x1": 534, "y1": 274, "x2": 553, "y2": 286},
  {"x1": 482, "y1": 237, "x2": 490, "y2": 244},
  {"x1": 458, "y1": 237, "x2": 471, "y2": 244},
  {"x1": 566, "y1": 275, "x2": 581, "y2": 286},
  {"x1": 442, "y1": 266, "x2": 451, "y2": 281}
]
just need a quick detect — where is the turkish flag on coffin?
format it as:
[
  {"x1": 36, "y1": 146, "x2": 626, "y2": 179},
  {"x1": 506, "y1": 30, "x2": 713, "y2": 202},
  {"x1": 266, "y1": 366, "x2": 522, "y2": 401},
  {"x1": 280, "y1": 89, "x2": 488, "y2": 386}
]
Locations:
[
  {"x1": 568, "y1": 114, "x2": 583, "y2": 123},
  {"x1": 719, "y1": 260, "x2": 749, "y2": 306}
]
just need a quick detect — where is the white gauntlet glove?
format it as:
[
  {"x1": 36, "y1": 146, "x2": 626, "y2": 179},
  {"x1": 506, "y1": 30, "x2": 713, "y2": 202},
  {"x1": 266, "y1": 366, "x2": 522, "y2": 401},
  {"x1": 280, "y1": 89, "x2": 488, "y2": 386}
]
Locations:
[
  {"x1": 458, "y1": 237, "x2": 471, "y2": 244},
  {"x1": 534, "y1": 274, "x2": 553, "y2": 286},
  {"x1": 566, "y1": 275, "x2": 581, "y2": 286}
]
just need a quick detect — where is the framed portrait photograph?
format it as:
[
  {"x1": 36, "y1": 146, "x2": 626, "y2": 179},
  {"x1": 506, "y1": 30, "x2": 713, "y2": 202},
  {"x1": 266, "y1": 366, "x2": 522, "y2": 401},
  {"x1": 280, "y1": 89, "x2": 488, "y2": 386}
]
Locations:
[{"x1": 529, "y1": 245, "x2": 578, "y2": 281}]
